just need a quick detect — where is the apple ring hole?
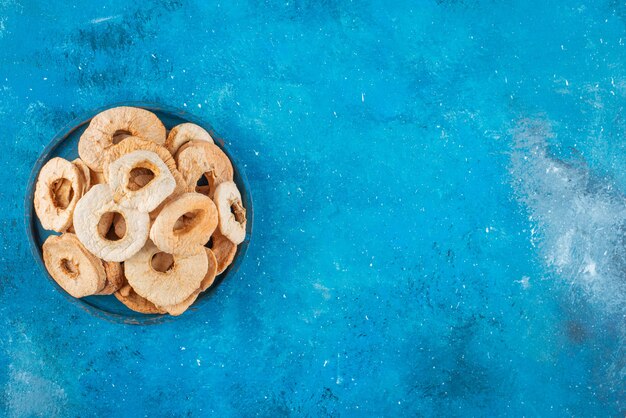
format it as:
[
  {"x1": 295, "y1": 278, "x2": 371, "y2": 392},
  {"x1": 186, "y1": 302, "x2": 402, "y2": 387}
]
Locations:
[
  {"x1": 51, "y1": 178, "x2": 74, "y2": 210},
  {"x1": 173, "y1": 210, "x2": 202, "y2": 234},
  {"x1": 60, "y1": 258, "x2": 79, "y2": 277},
  {"x1": 151, "y1": 252, "x2": 175, "y2": 273},
  {"x1": 127, "y1": 166, "x2": 156, "y2": 191},
  {"x1": 112, "y1": 129, "x2": 132, "y2": 145},
  {"x1": 196, "y1": 175, "x2": 209, "y2": 187},
  {"x1": 230, "y1": 202, "x2": 246, "y2": 225},
  {"x1": 98, "y1": 211, "x2": 127, "y2": 241}
]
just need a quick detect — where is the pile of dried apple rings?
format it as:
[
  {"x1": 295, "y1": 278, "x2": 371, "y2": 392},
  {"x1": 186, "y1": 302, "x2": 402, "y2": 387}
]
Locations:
[{"x1": 34, "y1": 107, "x2": 246, "y2": 316}]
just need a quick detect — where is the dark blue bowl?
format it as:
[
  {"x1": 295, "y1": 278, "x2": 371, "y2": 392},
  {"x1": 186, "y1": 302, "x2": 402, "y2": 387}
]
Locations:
[{"x1": 24, "y1": 103, "x2": 253, "y2": 325}]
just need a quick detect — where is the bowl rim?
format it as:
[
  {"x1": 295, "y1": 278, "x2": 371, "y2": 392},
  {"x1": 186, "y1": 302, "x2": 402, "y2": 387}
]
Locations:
[{"x1": 24, "y1": 101, "x2": 254, "y2": 325}]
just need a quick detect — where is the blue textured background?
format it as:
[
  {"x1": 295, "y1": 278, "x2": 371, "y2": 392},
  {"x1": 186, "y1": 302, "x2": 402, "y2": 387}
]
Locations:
[{"x1": 0, "y1": 0, "x2": 625, "y2": 416}]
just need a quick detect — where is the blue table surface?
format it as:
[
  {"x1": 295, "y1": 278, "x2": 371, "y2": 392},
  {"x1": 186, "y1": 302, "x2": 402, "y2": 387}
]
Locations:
[{"x1": 1, "y1": 0, "x2": 625, "y2": 416}]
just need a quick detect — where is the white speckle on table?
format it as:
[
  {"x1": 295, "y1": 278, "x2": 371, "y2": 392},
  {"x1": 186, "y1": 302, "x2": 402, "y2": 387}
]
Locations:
[
  {"x1": 515, "y1": 276, "x2": 531, "y2": 289},
  {"x1": 89, "y1": 15, "x2": 121, "y2": 24}
]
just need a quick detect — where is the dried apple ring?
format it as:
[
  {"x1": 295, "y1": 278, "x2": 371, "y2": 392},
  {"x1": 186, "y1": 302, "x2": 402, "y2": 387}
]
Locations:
[
  {"x1": 96, "y1": 261, "x2": 125, "y2": 295},
  {"x1": 78, "y1": 106, "x2": 166, "y2": 172},
  {"x1": 103, "y1": 137, "x2": 188, "y2": 220},
  {"x1": 72, "y1": 158, "x2": 91, "y2": 194},
  {"x1": 150, "y1": 192, "x2": 218, "y2": 255},
  {"x1": 200, "y1": 248, "x2": 218, "y2": 292},
  {"x1": 73, "y1": 184, "x2": 150, "y2": 262},
  {"x1": 159, "y1": 293, "x2": 198, "y2": 316},
  {"x1": 214, "y1": 181, "x2": 247, "y2": 245},
  {"x1": 34, "y1": 157, "x2": 84, "y2": 232},
  {"x1": 115, "y1": 284, "x2": 165, "y2": 314},
  {"x1": 107, "y1": 150, "x2": 176, "y2": 212},
  {"x1": 125, "y1": 241, "x2": 208, "y2": 307},
  {"x1": 103, "y1": 137, "x2": 185, "y2": 189},
  {"x1": 153, "y1": 248, "x2": 217, "y2": 316},
  {"x1": 210, "y1": 230, "x2": 238, "y2": 275},
  {"x1": 42, "y1": 233, "x2": 106, "y2": 298},
  {"x1": 164, "y1": 123, "x2": 214, "y2": 155},
  {"x1": 175, "y1": 141, "x2": 233, "y2": 198}
]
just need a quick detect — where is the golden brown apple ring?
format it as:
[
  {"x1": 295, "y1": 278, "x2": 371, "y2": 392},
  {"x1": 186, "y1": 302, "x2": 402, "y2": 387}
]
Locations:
[
  {"x1": 159, "y1": 294, "x2": 197, "y2": 316},
  {"x1": 164, "y1": 123, "x2": 214, "y2": 155},
  {"x1": 103, "y1": 137, "x2": 184, "y2": 187},
  {"x1": 34, "y1": 157, "x2": 84, "y2": 232},
  {"x1": 214, "y1": 181, "x2": 247, "y2": 245},
  {"x1": 42, "y1": 233, "x2": 106, "y2": 298},
  {"x1": 124, "y1": 241, "x2": 208, "y2": 307},
  {"x1": 150, "y1": 192, "x2": 218, "y2": 255},
  {"x1": 96, "y1": 261, "x2": 125, "y2": 295},
  {"x1": 200, "y1": 247, "x2": 218, "y2": 292},
  {"x1": 175, "y1": 141, "x2": 233, "y2": 198},
  {"x1": 102, "y1": 136, "x2": 188, "y2": 219},
  {"x1": 78, "y1": 106, "x2": 166, "y2": 172},
  {"x1": 73, "y1": 184, "x2": 150, "y2": 262},
  {"x1": 115, "y1": 284, "x2": 166, "y2": 314},
  {"x1": 72, "y1": 158, "x2": 91, "y2": 194},
  {"x1": 210, "y1": 230, "x2": 238, "y2": 275},
  {"x1": 155, "y1": 248, "x2": 218, "y2": 316},
  {"x1": 107, "y1": 150, "x2": 176, "y2": 212}
]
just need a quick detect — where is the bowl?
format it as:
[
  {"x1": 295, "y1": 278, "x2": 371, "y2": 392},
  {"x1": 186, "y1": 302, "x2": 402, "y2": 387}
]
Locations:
[{"x1": 24, "y1": 102, "x2": 253, "y2": 325}]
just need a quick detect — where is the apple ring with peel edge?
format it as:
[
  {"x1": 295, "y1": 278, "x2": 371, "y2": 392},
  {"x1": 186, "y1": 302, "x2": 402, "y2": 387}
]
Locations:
[
  {"x1": 159, "y1": 292, "x2": 198, "y2": 316},
  {"x1": 73, "y1": 184, "x2": 150, "y2": 262},
  {"x1": 115, "y1": 284, "x2": 165, "y2": 314},
  {"x1": 125, "y1": 241, "x2": 208, "y2": 307},
  {"x1": 78, "y1": 106, "x2": 166, "y2": 172},
  {"x1": 42, "y1": 233, "x2": 106, "y2": 298},
  {"x1": 164, "y1": 123, "x2": 214, "y2": 155},
  {"x1": 214, "y1": 181, "x2": 247, "y2": 245},
  {"x1": 200, "y1": 248, "x2": 218, "y2": 292},
  {"x1": 107, "y1": 150, "x2": 176, "y2": 212},
  {"x1": 210, "y1": 230, "x2": 238, "y2": 275},
  {"x1": 72, "y1": 158, "x2": 91, "y2": 194},
  {"x1": 175, "y1": 141, "x2": 233, "y2": 198},
  {"x1": 150, "y1": 192, "x2": 218, "y2": 255},
  {"x1": 96, "y1": 261, "x2": 125, "y2": 295},
  {"x1": 34, "y1": 157, "x2": 84, "y2": 232}
]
